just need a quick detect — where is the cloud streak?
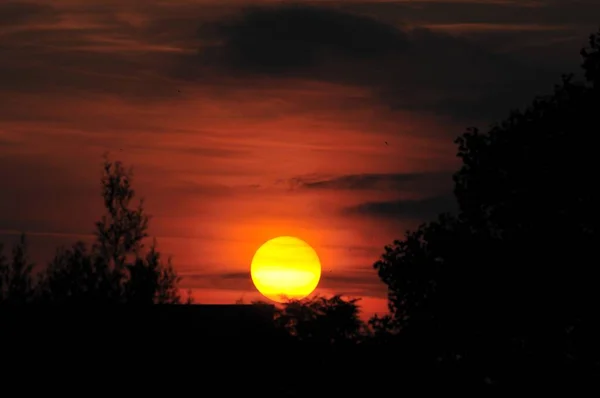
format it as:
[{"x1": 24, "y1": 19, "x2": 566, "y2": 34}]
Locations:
[
  {"x1": 182, "y1": 268, "x2": 385, "y2": 298},
  {"x1": 290, "y1": 172, "x2": 452, "y2": 192},
  {"x1": 345, "y1": 195, "x2": 457, "y2": 220}
]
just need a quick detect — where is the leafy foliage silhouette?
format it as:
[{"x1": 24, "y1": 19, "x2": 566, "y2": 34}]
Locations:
[
  {"x1": 1, "y1": 157, "x2": 185, "y2": 304},
  {"x1": 581, "y1": 27, "x2": 600, "y2": 88},
  {"x1": 373, "y1": 28, "x2": 600, "y2": 388},
  {"x1": 266, "y1": 295, "x2": 367, "y2": 344},
  {"x1": 0, "y1": 235, "x2": 35, "y2": 303}
]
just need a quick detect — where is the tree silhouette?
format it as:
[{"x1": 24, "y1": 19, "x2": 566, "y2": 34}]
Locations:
[
  {"x1": 452, "y1": 30, "x2": 599, "y2": 360},
  {"x1": 255, "y1": 295, "x2": 367, "y2": 344},
  {"x1": 95, "y1": 159, "x2": 149, "y2": 268},
  {"x1": 374, "y1": 29, "x2": 600, "y2": 388},
  {"x1": 581, "y1": 27, "x2": 600, "y2": 88},
  {"x1": 124, "y1": 242, "x2": 181, "y2": 304},
  {"x1": 367, "y1": 313, "x2": 398, "y2": 344},
  {"x1": 0, "y1": 157, "x2": 185, "y2": 304},
  {"x1": 0, "y1": 235, "x2": 36, "y2": 303}
]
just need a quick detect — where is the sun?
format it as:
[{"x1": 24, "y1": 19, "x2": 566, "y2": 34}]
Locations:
[{"x1": 250, "y1": 236, "x2": 322, "y2": 303}]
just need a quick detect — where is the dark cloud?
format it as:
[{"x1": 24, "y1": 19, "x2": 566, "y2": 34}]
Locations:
[
  {"x1": 195, "y1": 4, "x2": 570, "y2": 123},
  {"x1": 285, "y1": 172, "x2": 455, "y2": 222},
  {"x1": 0, "y1": 2, "x2": 594, "y2": 122},
  {"x1": 290, "y1": 171, "x2": 452, "y2": 192},
  {"x1": 345, "y1": 194, "x2": 457, "y2": 221},
  {"x1": 199, "y1": 5, "x2": 409, "y2": 73},
  {"x1": 338, "y1": 1, "x2": 600, "y2": 27},
  {"x1": 181, "y1": 271, "x2": 256, "y2": 291},
  {"x1": 184, "y1": 269, "x2": 384, "y2": 297},
  {"x1": 336, "y1": 0, "x2": 600, "y2": 82}
]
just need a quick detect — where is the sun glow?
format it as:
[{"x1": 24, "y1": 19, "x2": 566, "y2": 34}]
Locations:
[{"x1": 250, "y1": 236, "x2": 321, "y2": 303}]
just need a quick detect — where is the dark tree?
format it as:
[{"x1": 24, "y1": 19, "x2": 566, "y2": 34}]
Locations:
[
  {"x1": 124, "y1": 242, "x2": 181, "y2": 304},
  {"x1": 0, "y1": 235, "x2": 36, "y2": 303},
  {"x1": 581, "y1": 27, "x2": 600, "y2": 88},
  {"x1": 367, "y1": 313, "x2": 398, "y2": 343},
  {"x1": 37, "y1": 158, "x2": 182, "y2": 304},
  {"x1": 94, "y1": 159, "x2": 149, "y2": 268},
  {"x1": 267, "y1": 295, "x2": 367, "y2": 344},
  {"x1": 374, "y1": 30, "x2": 600, "y2": 388},
  {"x1": 452, "y1": 31, "x2": 599, "y2": 352}
]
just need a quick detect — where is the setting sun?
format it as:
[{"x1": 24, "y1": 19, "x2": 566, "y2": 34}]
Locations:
[{"x1": 250, "y1": 236, "x2": 322, "y2": 303}]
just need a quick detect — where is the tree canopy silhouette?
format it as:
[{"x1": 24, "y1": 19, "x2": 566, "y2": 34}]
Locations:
[
  {"x1": 0, "y1": 235, "x2": 35, "y2": 303},
  {"x1": 374, "y1": 28, "x2": 600, "y2": 388},
  {"x1": 269, "y1": 295, "x2": 367, "y2": 344},
  {"x1": 0, "y1": 158, "x2": 184, "y2": 304}
]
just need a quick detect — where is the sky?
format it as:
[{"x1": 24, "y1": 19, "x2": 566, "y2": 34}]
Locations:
[{"x1": 1, "y1": 0, "x2": 598, "y2": 317}]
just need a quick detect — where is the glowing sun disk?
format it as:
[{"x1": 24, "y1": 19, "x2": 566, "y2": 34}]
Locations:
[{"x1": 250, "y1": 236, "x2": 321, "y2": 303}]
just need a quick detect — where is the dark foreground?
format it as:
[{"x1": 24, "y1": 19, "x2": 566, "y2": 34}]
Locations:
[{"x1": 1, "y1": 305, "x2": 595, "y2": 395}]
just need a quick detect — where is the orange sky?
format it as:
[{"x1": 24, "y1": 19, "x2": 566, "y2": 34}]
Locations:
[{"x1": 1, "y1": 0, "x2": 597, "y2": 318}]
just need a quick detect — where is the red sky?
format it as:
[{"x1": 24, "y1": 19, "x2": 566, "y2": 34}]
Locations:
[{"x1": 1, "y1": 0, "x2": 598, "y2": 317}]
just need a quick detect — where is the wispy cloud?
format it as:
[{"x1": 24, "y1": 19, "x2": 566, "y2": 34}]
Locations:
[
  {"x1": 421, "y1": 23, "x2": 572, "y2": 33},
  {"x1": 290, "y1": 172, "x2": 452, "y2": 192},
  {"x1": 345, "y1": 195, "x2": 457, "y2": 220}
]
